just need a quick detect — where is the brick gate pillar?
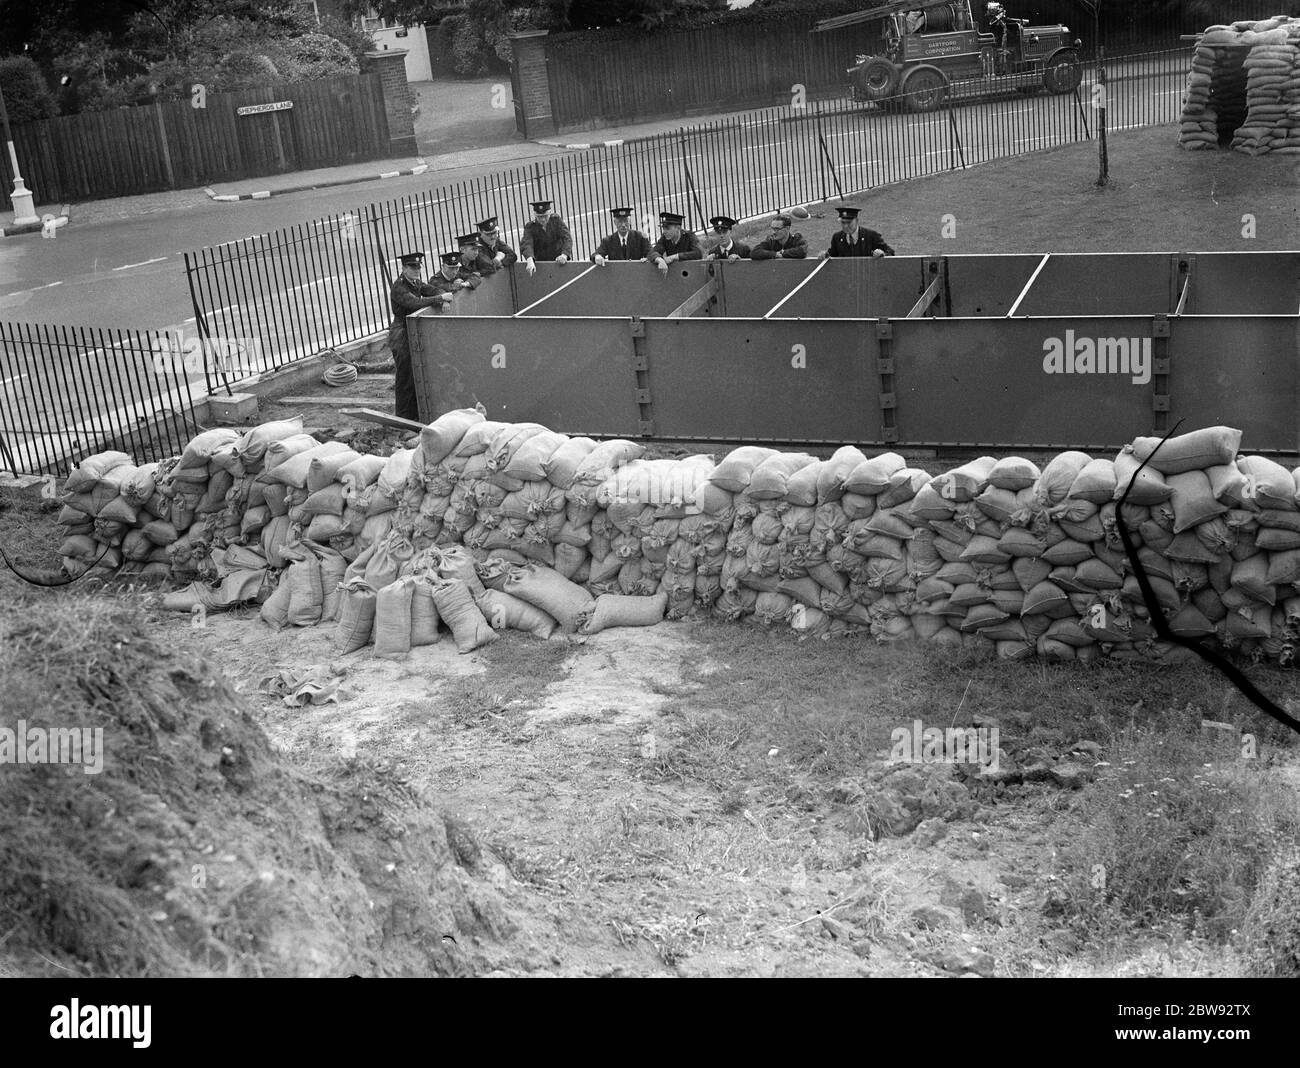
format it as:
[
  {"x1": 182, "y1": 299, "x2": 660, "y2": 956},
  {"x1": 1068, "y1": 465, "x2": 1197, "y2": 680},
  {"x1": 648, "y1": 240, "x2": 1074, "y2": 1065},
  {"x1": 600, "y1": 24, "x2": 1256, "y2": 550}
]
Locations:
[
  {"x1": 509, "y1": 31, "x2": 555, "y2": 139},
  {"x1": 361, "y1": 49, "x2": 418, "y2": 157}
]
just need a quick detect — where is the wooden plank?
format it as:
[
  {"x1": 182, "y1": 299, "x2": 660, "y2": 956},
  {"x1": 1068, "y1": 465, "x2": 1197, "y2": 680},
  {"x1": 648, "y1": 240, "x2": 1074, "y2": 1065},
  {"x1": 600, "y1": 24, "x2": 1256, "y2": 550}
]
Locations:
[
  {"x1": 277, "y1": 395, "x2": 391, "y2": 407},
  {"x1": 337, "y1": 407, "x2": 423, "y2": 432}
]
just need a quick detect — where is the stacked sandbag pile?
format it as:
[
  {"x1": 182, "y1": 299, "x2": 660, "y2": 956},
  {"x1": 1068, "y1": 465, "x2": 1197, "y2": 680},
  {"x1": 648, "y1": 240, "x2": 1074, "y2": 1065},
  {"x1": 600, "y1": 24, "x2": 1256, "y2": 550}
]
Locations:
[
  {"x1": 51, "y1": 419, "x2": 1300, "y2": 668},
  {"x1": 1177, "y1": 16, "x2": 1300, "y2": 154},
  {"x1": 1234, "y1": 18, "x2": 1300, "y2": 156}
]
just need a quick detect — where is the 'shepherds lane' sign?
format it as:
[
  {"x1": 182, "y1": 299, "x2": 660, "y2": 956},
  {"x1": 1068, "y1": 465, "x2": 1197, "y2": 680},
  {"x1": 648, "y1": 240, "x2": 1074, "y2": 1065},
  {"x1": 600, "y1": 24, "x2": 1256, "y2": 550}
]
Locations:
[{"x1": 237, "y1": 100, "x2": 294, "y2": 116}]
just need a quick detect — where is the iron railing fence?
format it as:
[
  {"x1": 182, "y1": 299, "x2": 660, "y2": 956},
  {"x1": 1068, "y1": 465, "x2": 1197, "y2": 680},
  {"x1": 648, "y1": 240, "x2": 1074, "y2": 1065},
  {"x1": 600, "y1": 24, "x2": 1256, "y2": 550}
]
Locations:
[
  {"x1": 183, "y1": 47, "x2": 1189, "y2": 374},
  {"x1": 0, "y1": 321, "x2": 200, "y2": 475}
]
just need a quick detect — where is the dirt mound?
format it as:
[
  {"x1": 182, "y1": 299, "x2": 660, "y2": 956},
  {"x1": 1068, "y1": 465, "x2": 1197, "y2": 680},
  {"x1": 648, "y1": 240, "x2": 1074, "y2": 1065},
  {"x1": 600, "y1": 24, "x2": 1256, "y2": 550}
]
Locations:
[{"x1": 0, "y1": 587, "x2": 525, "y2": 977}]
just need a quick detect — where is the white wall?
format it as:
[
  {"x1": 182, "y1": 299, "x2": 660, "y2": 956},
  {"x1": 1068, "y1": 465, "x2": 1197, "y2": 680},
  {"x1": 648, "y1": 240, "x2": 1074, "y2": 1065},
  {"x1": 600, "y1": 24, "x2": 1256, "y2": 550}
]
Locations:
[{"x1": 369, "y1": 25, "x2": 433, "y2": 82}]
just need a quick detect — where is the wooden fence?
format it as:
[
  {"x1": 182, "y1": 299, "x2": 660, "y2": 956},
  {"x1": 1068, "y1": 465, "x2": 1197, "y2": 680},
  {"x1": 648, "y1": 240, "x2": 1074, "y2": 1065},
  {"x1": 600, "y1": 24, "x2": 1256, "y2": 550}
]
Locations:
[{"x1": 0, "y1": 73, "x2": 392, "y2": 211}]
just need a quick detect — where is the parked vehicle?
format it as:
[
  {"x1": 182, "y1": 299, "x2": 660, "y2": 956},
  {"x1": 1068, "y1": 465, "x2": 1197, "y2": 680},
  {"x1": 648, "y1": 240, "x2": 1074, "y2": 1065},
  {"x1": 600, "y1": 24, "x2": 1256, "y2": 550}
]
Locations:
[{"x1": 812, "y1": 0, "x2": 1084, "y2": 112}]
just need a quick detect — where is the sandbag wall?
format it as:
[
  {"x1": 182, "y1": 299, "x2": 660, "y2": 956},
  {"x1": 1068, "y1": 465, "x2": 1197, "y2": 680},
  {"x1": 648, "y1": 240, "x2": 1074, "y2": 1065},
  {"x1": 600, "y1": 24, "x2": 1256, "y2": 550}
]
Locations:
[
  {"x1": 1178, "y1": 16, "x2": 1300, "y2": 155},
  {"x1": 54, "y1": 414, "x2": 1300, "y2": 666}
]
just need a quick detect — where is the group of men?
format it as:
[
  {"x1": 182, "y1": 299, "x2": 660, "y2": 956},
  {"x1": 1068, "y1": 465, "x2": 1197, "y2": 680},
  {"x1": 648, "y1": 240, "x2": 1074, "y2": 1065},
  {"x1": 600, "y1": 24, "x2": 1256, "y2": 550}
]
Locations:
[{"x1": 387, "y1": 200, "x2": 895, "y2": 421}]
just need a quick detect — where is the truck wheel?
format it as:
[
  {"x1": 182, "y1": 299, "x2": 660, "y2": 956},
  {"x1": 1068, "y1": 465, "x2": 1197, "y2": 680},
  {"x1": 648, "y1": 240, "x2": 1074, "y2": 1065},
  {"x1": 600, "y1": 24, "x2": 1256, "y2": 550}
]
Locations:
[
  {"x1": 902, "y1": 67, "x2": 947, "y2": 112},
  {"x1": 1044, "y1": 50, "x2": 1082, "y2": 94},
  {"x1": 858, "y1": 58, "x2": 900, "y2": 102}
]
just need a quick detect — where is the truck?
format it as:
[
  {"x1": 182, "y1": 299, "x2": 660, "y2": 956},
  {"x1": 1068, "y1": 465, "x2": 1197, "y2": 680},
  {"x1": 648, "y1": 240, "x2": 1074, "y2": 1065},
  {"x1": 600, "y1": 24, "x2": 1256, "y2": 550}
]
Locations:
[{"x1": 812, "y1": 0, "x2": 1084, "y2": 112}]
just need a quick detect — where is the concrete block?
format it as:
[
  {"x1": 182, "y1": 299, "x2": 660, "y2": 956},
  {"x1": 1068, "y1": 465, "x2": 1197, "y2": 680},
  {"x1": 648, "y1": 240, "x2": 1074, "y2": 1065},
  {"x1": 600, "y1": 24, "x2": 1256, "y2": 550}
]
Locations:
[{"x1": 207, "y1": 391, "x2": 260, "y2": 425}]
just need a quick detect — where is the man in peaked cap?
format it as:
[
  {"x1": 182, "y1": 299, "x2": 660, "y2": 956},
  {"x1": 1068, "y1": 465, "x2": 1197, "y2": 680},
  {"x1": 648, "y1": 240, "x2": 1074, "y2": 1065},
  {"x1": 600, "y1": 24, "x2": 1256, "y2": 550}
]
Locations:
[
  {"x1": 470, "y1": 216, "x2": 518, "y2": 276},
  {"x1": 749, "y1": 213, "x2": 808, "y2": 260},
  {"x1": 706, "y1": 215, "x2": 751, "y2": 261},
  {"x1": 387, "y1": 252, "x2": 455, "y2": 423},
  {"x1": 592, "y1": 207, "x2": 651, "y2": 265},
  {"x1": 821, "y1": 206, "x2": 895, "y2": 259},
  {"x1": 651, "y1": 211, "x2": 702, "y2": 275},
  {"x1": 520, "y1": 199, "x2": 573, "y2": 276},
  {"x1": 455, "y1": 233, "x2": 485, "y2": 289}
]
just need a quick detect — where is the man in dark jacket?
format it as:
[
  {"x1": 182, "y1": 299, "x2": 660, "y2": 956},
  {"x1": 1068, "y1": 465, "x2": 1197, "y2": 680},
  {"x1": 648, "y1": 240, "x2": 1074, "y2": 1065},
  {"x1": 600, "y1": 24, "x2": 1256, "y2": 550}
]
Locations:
[
  {"x1": 706, "y1": 215, "x2": 750, "y2": 261},
  {"x1": 749, "y1": 214, "x2": 808, "y2": 260},
  {"x1": 456, "y1": 233, "x2": 486, "y2": 288},
  {"x1": 592, "y1": 207, "x2": 651, "y2": 265},
  {"x1": 388, "y1": 252, "x2": 455, "y2": 422},
  {"x1": 651, "y1": 211, "x2": 702, "y2": 275},
  {"x1": 469, "y1": 217, "x2": 518, "y2": 276},
  {"x1": 521, "y1": 199, "x2": 573, "y2": 275},
  {"x1": 820, "y1": 206, "x2": 895, "y2": 258}
]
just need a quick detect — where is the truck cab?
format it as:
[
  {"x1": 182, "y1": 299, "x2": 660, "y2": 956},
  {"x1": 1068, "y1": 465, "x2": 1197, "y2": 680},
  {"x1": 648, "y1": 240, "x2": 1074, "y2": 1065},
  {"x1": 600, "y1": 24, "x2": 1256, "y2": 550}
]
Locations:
[{"x1": 814, "y1": 1, "x2": 1083, "y2": 112}]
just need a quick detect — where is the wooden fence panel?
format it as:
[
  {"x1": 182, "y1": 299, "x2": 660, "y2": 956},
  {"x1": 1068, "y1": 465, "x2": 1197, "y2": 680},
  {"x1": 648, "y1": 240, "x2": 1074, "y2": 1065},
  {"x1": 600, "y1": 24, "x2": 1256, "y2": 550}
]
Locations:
[{"x1": 1, "y1": 72, "x2": 394, "y2": 211}]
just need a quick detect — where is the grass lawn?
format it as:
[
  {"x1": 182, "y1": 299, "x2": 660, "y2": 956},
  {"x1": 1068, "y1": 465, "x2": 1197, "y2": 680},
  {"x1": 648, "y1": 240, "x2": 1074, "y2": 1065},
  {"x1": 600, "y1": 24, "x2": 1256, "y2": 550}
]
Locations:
[{"x1": 729, "y1": 124, "x2": 1300, "y2": 255}]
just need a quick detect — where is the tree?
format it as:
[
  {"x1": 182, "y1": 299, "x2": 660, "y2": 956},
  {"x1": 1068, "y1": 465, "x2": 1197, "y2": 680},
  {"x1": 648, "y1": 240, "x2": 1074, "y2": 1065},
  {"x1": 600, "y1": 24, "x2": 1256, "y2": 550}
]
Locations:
[
  {"x1": 0, "y1": 56, "x2": 57, "y2": 122},
  {"x1": 2, "y1": 0, "x2": 370, "y2": 113}
]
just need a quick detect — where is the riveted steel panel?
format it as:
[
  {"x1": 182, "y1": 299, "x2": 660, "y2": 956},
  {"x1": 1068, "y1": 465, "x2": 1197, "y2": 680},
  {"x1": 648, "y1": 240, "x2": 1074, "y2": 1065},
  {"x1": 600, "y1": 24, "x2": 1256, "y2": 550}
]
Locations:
[
  {"x1": 889, "y1": 317, "x2": 1160, "y2": 449},
  {"x1": 639, "y1": 318, "x2": 883, "y2": 443},
  {"x1": 410, "y1": 315, "x2": 641, "y2": 433}
]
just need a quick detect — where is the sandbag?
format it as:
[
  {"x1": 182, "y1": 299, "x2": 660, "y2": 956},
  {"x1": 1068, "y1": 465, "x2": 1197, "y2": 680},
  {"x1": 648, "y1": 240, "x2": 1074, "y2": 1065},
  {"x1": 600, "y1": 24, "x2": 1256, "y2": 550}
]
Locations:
[
  {"x1": 1035, "y1": 451, "x2": 1092, "y2": 507},
  {"x1": 502, "y1": 429, "x2": 568, "y2": 481},
  {"x1": 301, "y1": 483, "x2": 347, "y2": 517},
  {"x1": 307, "y1": 448, "x2": 362, "y2": 494},
  {"x1": 267, "y1": 440, "x2": 350, "y2": 489},
  {"x1": 1068, "y1": 458, "x2": 1117, "y2": 504},
  {"x1": 260, "y1": 578, "x2": 292, "y2": 629},
  {"x1": 504, "y1": 563, "x2": 595, "y2": 632},
  {"x1": 1131, "y1": 426, "x2": 1241, "y2": 474},
  {"x1": 476, "y1": 588, "x2": 558, "y2": 639},
  {"x1": 410, "y1": 579, "x2": 441, "y2": 645},
  {"x1": 373, "y1": 578, "x2": 415, "y2": 659},
  {"x1": 280, "y1": 554, "x2": 323, "y2": 627},
  {"x1": 578, "y1": 591, "x2": 669, "y2": 634},
  {"x1": 817, "y1": 446, "x2": 868, "y2": 503},
  {"x1": 431, "y1": 579, "x2": 497, "y2": 653},
  {"x1": 1112, "y1": 449, "x2": 1174, "y2": 504},
  {"x1": 1237, "y1": 455, "x2": 1296, "y2": 510},
  {"x1": 930, "y1": 456, "x2": 996, "y2": 503},
  {"x1": 64, "y1": 451, "x2": 133, "y2": 493},
  {"x1": 843, "y1": 452, "x2": 906, "y2": 496},
  {"x1": 988, "y1": 456, "x2": 1040, "y2": 492},
  {"x1": 709, "y1": 446, "x2": 780, "y2": 493},
  {"x1": 750, "y1": 453, "x2": 817, "y2": 500},
  {"x1": 877, "y1": 468, "x2": 930, "y2": 508},
  {"x1": 419, "y1": 407, "x2": 486, "y2": 466},
  {"x1": 544, "y1": 436, "x2": 599, "y2": 489},
  {"x1": 334, "y1": 580, "x2": 377, "y2": 654},
  {"x1": 310, "y1": 545, "x2": 348, "y2": 623},
  {"x1": 237, "y1": 418, "x2": 304, "y2": 467},
  {"x1": 177, "y1": 428, "x2": 240, "y2": 471},
  {"x1": 1166, "y1": 469, "x2": 1228, "y2": 533}
]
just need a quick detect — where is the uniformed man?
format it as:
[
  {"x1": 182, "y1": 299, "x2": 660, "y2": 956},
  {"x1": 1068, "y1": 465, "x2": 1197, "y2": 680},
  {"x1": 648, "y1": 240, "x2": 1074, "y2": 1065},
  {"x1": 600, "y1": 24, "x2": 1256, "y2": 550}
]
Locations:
[
  {"x1": 456, "y1": 233, "x2": 486, "y2": 289},
  {"x1": 388, "y1": 252, "x2": 455, "y2": 422},
  {"x1": 469, "y1": 217, "x2": 518, "y2": 276},
  {"x1": 651, "y1": 211, "x2": 702, "y2": 275},
  {"x1": 592, "y1": 207, "x2": 651, "y2": 265},
  {"x1": 749, "y1": 214, "x2": 808, "y2": 260},
  {"x1": 706, "y1": 215, "x2": 750, "y2": 261},
  {"x1": 520, "y1": 199, "x2": 573, "y2": 276},
  {"x1": 820, "y1": 206, "x2": 895, "y2": 259}
]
